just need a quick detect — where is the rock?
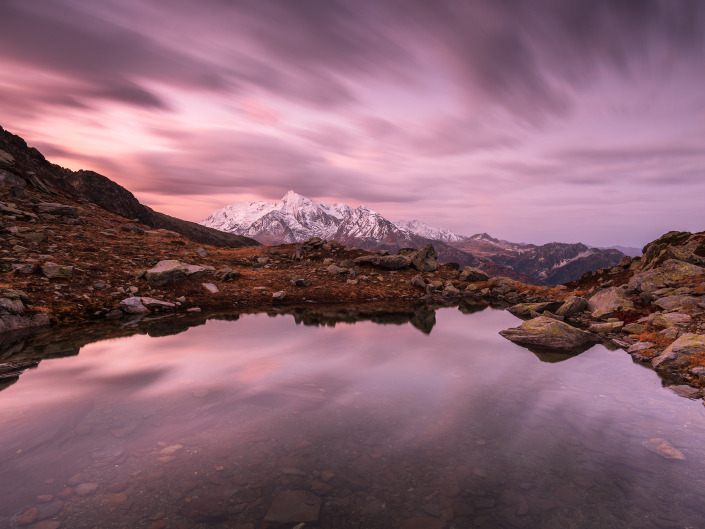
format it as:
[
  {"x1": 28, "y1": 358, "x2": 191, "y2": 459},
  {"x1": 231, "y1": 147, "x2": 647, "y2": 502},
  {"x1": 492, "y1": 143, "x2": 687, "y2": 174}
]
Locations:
[
  {"x1": 291, "y1": 277, "x2": 311, "y2": 287},
  {"x1": 457, "y1": 266, "x2": 489, "y2": 282},
  {"x1": 628, "y1": 259, "x2": 704, "y2": 293},
  {"x1": 410, "y1": 244, "x2": 438, "y2": 272},
  {"x1": 499, "y1": 316, "x2": 596, "y2": 350},
  {"x1": 652, "y1": 334, "x2": 705, "y2": 371},
  {"x1": 18, "y1": 231, "x2": 46, "y2": 243},
  {"x1": 641, "y1": 438, "x2": 687, "y2": 460},
  {"x1": 652, "y1": 313, "x2": 692, "y2": 328},
  {"x1": 12, "y1": 263, "x2": 35, "y2": 275},
  {"x1": 411, "y1": 274, "x2": 426, "y2": 290},
  {"x1": 119, "y1": 297, "x2": 148, "y2": 315},
  {"x1": 588, "y1": 321, "x2": 624, "y2": 333},
  {"x1": 215, "y1": 267, "x2": 240, "y2": 281},
  {"x1": 15, "y1": 507, "x2": 38, "y2": 525},
  {"x1": 185, "y1": 264, "x2": 208, "y2": 280},
  {"x1": 326, "y1": 265, "x2": 347, "y2": 275},
  {"x1": 555, "y1": 296, "x2": 588, "y2": 318},
  {"x1": 376, "y1": 255, "x2": 412, "y2": 270},
  {"x1": 669, "y1": 385, "x2": 702, "y2": 399},
  {"x1": 507, "y1": 302, "x2": 562, "y2": 319},
  {"x1": 36, "y1": 500, "x2": 63, "y2": 520},
  {"x1": 196, "y1": 247, "x2": 207, "y2": 257},
  {"x1": 353, "y1": 255, "x2": 379, "y2": 266},
  {"x1": 264, "y1": 490, "x2": 321, "y2": 523},
  {"x1": 145, "y1": 260, "x2": 188, "y2": 286},
  {"x1": 442, "y1": 283, "x2": 461, "y2": 297},
  {"x1": 653, "y1": 295, "x2": 702, "y2": 311},
  {"x1": 202, "y1": 283, "x2": 219, "y2": 294},
  {"x1": 587, "y1": 286, "x2": 634, "y2": 319},
  {"x1": 627, "y1": 342, "x2": 656, "y2": 353},
  {"x1": 35, "y1": 202, "x2": 79, "y2": 218},
  {"x1": 658, "y1": 327, "x2": 681, "y2": 340},
  {"x1": 75, "y1": 482, "x2": 99, "y2": 496},
  {"x1": 623, "y1": 323, "x2": 647, "y2": 334},
  {"x1": 256, "y1": 257, "x2": 269, "y2": 265},
  {"x1": 41, "y1": 263, "x2": 74, "y2": 279},
  {"x1": 180, "y1": 498, "x2": 227, "y2": 524},
  {"x1": 272, "y1": 291, "x2": 287, "y2": 302},
  {"x1": 140, "y1": 297, "x2": 176, "y2": 311},
  {"x1": 0, "y1": 297, "x2": 24, "y2": 315}
]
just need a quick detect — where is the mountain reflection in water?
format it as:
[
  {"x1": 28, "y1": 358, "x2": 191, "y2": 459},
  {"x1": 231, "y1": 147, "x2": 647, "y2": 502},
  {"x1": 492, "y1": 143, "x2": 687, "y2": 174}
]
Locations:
[{"x1": 1, "y1": 305, "x2": 705, "y2": 528}]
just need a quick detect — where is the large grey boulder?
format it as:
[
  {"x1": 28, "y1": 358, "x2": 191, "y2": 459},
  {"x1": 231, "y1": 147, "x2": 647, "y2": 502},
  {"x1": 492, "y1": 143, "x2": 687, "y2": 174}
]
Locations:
[
  {"x1": 588, "y1": 286, "x2": 634, "y2": 319},
  {"x1": 499, "y1": 316, "x2": 596, "y2": 350},
  {"x1": 145, "y1": 260, "x2": 189, "y2": 286},
  {"x1": 410, "y1": 244, "x2": 438, "y2": 272},
  {"x1": 653, "y1": 295, "x2": 702, "y2": 311},
  {"x1": 376, "y1": 255, "x2": 412, "y2": 270},
  {"x1": 652, "y1": 334, "x2": 705, "y2": 371},
  {"x1": 35, "y1": 202, "x2": 79, "y2": 218},
  {"x1": 556, "y1": 296, "x2": 588, "y2": 318},
  {"x1": 457, "y1": 267, "x2": 489, "y2": 282},
  {"x1": 628, "y1": 259, "x2": 704, "y2": 293}
]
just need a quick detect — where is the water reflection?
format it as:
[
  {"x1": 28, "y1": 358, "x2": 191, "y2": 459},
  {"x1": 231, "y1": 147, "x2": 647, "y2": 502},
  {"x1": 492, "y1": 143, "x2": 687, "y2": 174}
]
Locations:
[{"x1": 1, "y1": 305, "x2": 704, "y2": 528}]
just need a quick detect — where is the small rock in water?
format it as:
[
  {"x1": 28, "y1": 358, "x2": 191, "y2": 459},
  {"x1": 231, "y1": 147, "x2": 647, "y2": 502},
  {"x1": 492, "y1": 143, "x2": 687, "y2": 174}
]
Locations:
[
  {"x1": 642, "y1": 438, "x2": 687, "y2": 460},
  {"x1": 264, "y1": 490, "x2": 321, "y2": 523},
  {"x1": 15, "y1": 507, "x2": 38, "y2": 525},
  {"x1": 75, "y1": 482, "x2": 99, "y2": 496}
]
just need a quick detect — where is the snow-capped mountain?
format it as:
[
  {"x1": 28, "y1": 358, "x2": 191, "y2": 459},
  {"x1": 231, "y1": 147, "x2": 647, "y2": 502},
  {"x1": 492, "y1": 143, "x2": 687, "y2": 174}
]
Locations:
[
  {"x1": 201, "y1": 190, "x2": 625, "y2": 285},
  {"x1": 200, "y1": 190, "x2": 467, "y2": 247}
]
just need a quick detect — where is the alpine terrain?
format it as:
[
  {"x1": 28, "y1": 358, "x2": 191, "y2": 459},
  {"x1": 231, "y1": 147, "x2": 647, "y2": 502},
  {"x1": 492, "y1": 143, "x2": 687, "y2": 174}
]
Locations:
[{"x1": 201, "y1": 192, "x2": 628, "y2": 285}]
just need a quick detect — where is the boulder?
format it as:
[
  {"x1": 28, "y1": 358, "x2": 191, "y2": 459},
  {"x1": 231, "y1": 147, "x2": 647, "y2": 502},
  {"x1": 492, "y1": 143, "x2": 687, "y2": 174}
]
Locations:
[
  {"x1": 499, "y1": 316, "x2": 596, "y2": 350},
  {"x1": 0, "y1": 297, "x2": 24, "y2": 315},
  {"x1": 588, "y1": 321, "x2": 624, "y2": 333},
  {"x1": 35, "y1": 202, "x2": 79, "y2": 218},
  {"x1": 376, "y1": 255, "x2": 411, "y2": 270},
  {"x1": 652, "y1": 334, "x2": 705, "y2": 371},
  {"x1": 628, "y1": 259, "x2": 704, "y2": 293},
  {"x1": 140, "y1": 297, "x2": 176, "y2": 311},
  {"x1": 145, "y1": 260, "x2": 188, "y2": 286},
  {"x1": 457, "y1": 267, "x2": 489, "y2": 282},
  {"x1": 507, "y1": 302, "x2": 562, "y2": 319},
  {"x1": 587, "y1": 286, "x2": 633, "y2": 319},
  {"x1": 653, "y1": 295, "x2": 702, "y2": 311},
  {"x1": 410, "y1": 244, "x2": 438, "y2": 272},
  {"x1": 119, "y1": 297, "x2": 148, "y2": 314},
  {"x1": 623, "y1": 323, "x2": 647, "y2": 334},
  {"x1": 555, "y1": 296, "x2": 588, "y2": 318},
  {"x1": 41, "y1": 263, "x2": 74, "y2": 279},
  {"x1": 652, "y1": 313, "x2": 692, "y2": 328},
  {"x1": 0, "y1": 313, "x2": 49, "y2": 333},
  {"x1": 411, "y1": 274, "x2": 426, "y2": 290}
]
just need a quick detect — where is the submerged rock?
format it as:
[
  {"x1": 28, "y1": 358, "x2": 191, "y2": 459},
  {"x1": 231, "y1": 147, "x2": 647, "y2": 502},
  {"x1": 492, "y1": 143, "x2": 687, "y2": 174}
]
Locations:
[
  {"x1": 499, "y1": 316, "x2": 596, "y2": 350},
  {"x1": 641, "y1": 438, "x2": 687, "y2": 460},
  {"x1": 264, "y1": 490, "x2": 321, "y2": 524}
]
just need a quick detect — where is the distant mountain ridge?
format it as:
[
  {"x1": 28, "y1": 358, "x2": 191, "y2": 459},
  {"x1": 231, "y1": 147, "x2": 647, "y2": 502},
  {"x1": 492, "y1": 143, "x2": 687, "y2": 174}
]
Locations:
[{"x1": 201, "y1": 191, "x2": 626, "y2": 285}]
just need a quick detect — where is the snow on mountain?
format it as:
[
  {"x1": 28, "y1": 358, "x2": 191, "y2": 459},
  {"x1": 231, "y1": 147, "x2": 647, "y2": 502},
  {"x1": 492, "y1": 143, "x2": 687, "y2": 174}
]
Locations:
[
  {"x1": 393, "y1": 219, "x2": 466, "y2": 242},
  {"x1": 200, "y1": 190, "x2": 465, "y2": 246}
]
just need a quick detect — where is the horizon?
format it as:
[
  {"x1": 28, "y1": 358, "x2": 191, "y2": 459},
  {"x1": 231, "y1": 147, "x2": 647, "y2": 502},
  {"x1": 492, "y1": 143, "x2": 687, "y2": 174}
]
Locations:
[{"x1": 1, "y1": 1, "x2": 703, "y2": 248}]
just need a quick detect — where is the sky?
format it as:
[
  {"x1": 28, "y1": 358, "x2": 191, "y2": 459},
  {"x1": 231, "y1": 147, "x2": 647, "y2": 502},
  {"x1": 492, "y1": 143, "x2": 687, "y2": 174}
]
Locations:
[{"x1": 0, "y1": 0, "x2": 703, "y2": 247}]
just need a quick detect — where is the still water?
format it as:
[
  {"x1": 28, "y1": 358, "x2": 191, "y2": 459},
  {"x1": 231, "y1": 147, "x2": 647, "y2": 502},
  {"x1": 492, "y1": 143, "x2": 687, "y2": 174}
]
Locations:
[{"x1": 1, "y1": 306, "x2": 704, "y2": 528}]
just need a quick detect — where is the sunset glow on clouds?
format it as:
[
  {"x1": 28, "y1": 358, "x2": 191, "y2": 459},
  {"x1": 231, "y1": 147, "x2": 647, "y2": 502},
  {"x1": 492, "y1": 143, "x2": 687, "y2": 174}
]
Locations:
[{"x1": 0, "y1": 0, "x2": 703, "y2": 246}]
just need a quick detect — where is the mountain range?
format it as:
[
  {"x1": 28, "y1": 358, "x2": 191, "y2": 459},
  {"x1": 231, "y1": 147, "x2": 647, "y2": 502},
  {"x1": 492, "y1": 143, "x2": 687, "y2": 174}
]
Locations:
[{"x1": 201, "y1": 191, "x2": 629, "y2": 285}]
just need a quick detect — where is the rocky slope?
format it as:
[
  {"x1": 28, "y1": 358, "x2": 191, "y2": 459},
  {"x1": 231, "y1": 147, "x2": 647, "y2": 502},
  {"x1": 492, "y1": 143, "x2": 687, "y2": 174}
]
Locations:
[
  {"x1": 450, "y1": 233, "x2": 625, "y2": 286},
  {"x1": 0, "y1": 126, "x2": 257, "y2": 248}
]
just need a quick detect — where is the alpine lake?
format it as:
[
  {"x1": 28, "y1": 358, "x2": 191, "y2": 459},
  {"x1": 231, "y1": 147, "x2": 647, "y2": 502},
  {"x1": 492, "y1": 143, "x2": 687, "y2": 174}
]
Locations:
[{"x1": 2, "y1": 302, "x2": 705, "y2": 529}]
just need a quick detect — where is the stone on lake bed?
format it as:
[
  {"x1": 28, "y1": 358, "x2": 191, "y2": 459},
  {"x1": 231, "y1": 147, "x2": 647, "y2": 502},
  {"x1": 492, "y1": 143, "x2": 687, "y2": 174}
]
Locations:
[
  {"x1": 75, "y1": 482, "x2": 99, "y2": 496},
  {"x1": 642, "y1": 438, "x2": 687, "y2": 460},
  {"x1": 499, "y1": 316, "x2": 596, "y2": 350},
  {"x1": 264, "y1": 490, "x2": 321, "y2": 523}
]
